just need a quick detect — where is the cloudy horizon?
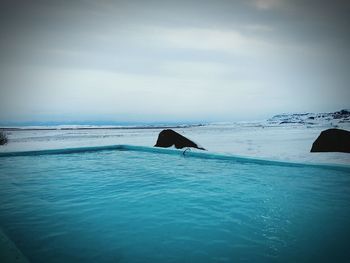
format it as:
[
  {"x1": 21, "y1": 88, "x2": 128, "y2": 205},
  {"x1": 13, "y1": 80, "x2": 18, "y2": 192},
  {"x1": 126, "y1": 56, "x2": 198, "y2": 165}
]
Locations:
[{"x1": 1, "y1": 0, "x2": 349, "y2": 124}]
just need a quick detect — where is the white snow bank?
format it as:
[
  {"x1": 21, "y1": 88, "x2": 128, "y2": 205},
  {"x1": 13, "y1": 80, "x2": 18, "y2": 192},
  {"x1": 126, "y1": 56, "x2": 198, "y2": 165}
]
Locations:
[{"x1": 1, "y1": 122, "x2": 349, "y2": 165}]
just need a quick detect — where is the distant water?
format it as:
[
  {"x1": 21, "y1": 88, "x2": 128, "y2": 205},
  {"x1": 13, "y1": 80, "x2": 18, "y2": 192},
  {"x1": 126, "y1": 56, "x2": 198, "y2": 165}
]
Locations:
[
  {"x1": 0, "y1": 149, "x2": 350, "y2": 263},
  {"x1": 0, "y1": 121, "x2": 204, "y2": 130}
]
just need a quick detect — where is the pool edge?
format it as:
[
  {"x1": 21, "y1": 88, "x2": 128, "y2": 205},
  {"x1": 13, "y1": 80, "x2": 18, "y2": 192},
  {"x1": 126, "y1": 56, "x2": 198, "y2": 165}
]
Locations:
[{"x1": 0, "y1": 144, "x2": 349, "y2": 172}]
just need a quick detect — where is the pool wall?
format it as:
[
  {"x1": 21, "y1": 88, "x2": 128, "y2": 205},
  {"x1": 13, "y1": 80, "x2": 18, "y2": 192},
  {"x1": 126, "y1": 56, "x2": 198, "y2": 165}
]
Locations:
[{"x1": 0, "y1": 144, "x2": 349, "y2": 172}]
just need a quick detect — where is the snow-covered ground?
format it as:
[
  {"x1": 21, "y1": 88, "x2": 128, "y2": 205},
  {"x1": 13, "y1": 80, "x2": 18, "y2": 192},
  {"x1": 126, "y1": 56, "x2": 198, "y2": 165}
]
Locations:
[{"x1": 1, "y1": 110, "x2": 349, "y2": 165}]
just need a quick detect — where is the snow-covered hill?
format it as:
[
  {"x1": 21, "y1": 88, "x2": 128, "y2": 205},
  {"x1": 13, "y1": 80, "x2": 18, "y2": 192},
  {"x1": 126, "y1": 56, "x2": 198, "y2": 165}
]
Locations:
[{"x1": 267, "y1": 109, "x2": 350, "y2": 127}]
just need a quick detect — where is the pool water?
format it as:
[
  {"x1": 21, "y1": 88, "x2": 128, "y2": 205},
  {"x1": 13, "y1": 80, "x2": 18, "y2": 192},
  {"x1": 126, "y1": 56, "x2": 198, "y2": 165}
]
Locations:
[{"x1": 0, "y1": 147, "x2": 350, "y2": 263}]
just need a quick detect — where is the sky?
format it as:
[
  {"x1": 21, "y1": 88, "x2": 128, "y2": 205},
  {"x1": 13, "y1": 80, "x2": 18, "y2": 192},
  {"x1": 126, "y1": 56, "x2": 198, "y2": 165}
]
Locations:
[{"x1": 0, "y1": 0, "x2": 349, "y2": 123}]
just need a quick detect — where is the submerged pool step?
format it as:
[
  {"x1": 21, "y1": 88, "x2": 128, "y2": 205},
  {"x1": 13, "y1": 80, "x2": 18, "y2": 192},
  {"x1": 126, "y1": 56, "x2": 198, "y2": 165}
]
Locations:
[
  {"x1": 0, "y1": 144, "x2": 349, "y2": 172},
  {"x1": 0, "y1": 228, "x2": 29, "y2": 263}
]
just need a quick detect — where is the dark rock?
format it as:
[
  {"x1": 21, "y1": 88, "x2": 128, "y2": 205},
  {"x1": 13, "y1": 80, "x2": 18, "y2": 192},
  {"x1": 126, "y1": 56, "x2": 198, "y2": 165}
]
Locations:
[
  {"x1": 333, "y1": 109, "x2": 350, "y2": 119},
  {"x1": 310, "y1": 128, "x2": 350, "y2": 153},
  {"x1": 279, "y1": 121, "x2": 304, "y2": 124},
  {"x1": 0, "y1": 131, "x2": 7, "y2": 145},
  {"x1": 154, "y1": 129, "x2": 205, "y2": 150}
]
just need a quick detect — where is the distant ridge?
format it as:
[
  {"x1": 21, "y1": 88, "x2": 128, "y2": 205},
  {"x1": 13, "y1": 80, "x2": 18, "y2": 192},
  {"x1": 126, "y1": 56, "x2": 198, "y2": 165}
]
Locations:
[{"x1": 267, "y1": 109, "x2": 350, "y2": 126}]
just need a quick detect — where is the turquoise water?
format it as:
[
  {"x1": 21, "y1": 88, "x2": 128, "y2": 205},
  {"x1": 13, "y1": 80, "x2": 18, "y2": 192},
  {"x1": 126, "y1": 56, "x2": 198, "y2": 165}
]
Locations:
[{"x1": 0, "y1": 147, "x2": 350, "y2": 263}]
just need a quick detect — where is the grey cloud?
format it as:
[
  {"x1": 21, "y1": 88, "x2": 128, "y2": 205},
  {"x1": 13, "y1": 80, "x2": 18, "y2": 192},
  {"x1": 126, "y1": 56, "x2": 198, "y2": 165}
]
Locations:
[{"x1": 0, "y1": 0, "x2": 349, "y2": 121}]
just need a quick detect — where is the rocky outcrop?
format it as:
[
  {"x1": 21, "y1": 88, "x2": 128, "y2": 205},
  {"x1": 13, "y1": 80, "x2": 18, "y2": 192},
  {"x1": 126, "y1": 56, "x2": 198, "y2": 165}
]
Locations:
[
  {"x1": 268, "y1": 109, "x2": 350, "y2": 126},
  {"x1": 310, "y1": 128, "x2": 350, "y2": 153},
  {"x1": 154, "y1": 129, "x2": 205, "y2": 150},
  {"x1": 0, "y1": 131, "x2": 7, "y2": 145}
]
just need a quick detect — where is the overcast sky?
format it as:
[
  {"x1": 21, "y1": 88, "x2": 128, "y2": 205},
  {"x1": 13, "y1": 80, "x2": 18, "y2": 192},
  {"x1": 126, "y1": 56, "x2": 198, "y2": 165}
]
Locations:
[{"x1": 0, "y1": 0, "x2": 349, "y2": 123}]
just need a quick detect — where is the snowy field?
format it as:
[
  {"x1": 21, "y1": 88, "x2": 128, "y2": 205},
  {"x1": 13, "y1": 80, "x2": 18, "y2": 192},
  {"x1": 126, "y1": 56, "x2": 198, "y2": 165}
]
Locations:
[{"x1": 1, "y1": 116, "x2": 349, "y2": 166}]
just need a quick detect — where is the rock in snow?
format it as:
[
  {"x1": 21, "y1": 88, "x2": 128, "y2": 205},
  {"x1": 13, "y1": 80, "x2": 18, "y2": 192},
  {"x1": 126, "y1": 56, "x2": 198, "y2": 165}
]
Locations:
[
  {"x1": 311, "y1": 128, "x2": 350, "y2": 153},
  {"x1": 154, "y1": 129, "x2": 205, "y2": 150}
]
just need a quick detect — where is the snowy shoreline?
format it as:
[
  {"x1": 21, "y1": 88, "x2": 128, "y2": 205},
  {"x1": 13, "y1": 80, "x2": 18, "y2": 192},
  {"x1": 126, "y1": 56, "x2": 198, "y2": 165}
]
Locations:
[
  {"x1": 1, "y1": 123, "x2": 349, "y2": 166},
  {"x1": 1, "y1": 110, "x2": 349, "y2": 165}
]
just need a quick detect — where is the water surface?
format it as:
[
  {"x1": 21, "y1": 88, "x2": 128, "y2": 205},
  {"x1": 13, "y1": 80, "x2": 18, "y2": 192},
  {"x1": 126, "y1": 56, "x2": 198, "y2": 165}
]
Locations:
[{"x1": 0, "y1": 149, "x2": 349, "y2": 262}]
